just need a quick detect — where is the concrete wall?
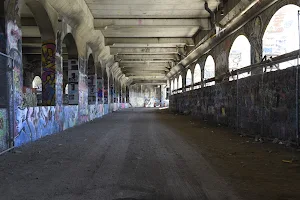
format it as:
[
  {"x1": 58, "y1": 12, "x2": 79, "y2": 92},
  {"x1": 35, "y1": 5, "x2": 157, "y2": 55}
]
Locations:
[
  {"x1": 170, "y1": 67, "x2": 297, "y2": 141},
  {"x1": 0, "y1": 0, "x2": 129, "y2": 149}
]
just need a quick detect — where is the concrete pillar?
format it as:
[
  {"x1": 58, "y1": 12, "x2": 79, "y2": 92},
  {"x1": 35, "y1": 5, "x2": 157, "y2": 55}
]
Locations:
[{"x1": 41, "y1": 42, "x2": 56, "y2": 106}]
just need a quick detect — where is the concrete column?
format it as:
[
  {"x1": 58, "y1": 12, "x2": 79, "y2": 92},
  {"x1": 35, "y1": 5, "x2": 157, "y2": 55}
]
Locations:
[{"x1": 41, "y1": 42, "x2": 56, "y2": 105}]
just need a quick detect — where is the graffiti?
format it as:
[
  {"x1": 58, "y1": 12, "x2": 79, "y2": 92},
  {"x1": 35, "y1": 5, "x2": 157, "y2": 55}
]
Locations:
[
  {"x1": 42, "y1": 42, "x2": 56, "y2": 105},
  {"x1": 7, "y1": 21, "x2": 21, "y2": 51},
  {"x1": 89, "y1": 104, "x2": 103, "y2": 121},
  {"x1": 23, "y1": 87, "x2": 37, "y2": 107},
  {"x1": 78, "y1": 58, "x2": 88, "y2": 122},
  {"x1": 63, "y1": 105, "x2": 78, "y2": 130},
  {"x1": 56, "y1": 72, "x2": 63, "y2": 106},
  {"x1": 104, "y1": 104, "x2": 109, "y2": 115}
]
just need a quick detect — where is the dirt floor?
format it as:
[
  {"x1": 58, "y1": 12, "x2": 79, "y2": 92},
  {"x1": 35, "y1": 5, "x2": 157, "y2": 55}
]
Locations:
[
  {"x1": 159, "y1": 109, "x2": 300, "y2": 200},
  {"x1": 0, "y1": 108, "x2": 299, "y2": 200}
]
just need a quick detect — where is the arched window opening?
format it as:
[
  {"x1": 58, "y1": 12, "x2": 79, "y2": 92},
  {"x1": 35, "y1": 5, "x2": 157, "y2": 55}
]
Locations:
[
  {"x1": 32, "y1": 76, "x2": 42, "y2": 105},
  {"x1": 174, "y1": 78, "x2": 178, "y2": 94},
  {"x1": 87, "y1": 54, "x2": 96, "y2": 105},
  {"x1": 65, "y1": 84, "x2": 68, "y2": 95},
  {"x1": 20, "y1": 2, "x2": 54, "y2": 106},
  {"x1": 186, "y1": 69, "x2": 192, "y2": 91},
  {"x1": 109, "y1": 74, "x2": 114, "y2": 104},
  {"x1": 204, "y1": 55, "x2": 215, "y2": 86},
  {"x1": 194, "y1": 64, "x2": 201, "y2": 89},
  {"x1": 229, "y1": 35, "x2": 251, "y2": 80},
  {"x1": 170, "y1": 79, "x2": 173, "y2": 95},
  {"x1": 62, "y1": 33, "x2": 79, "y2": 105},
  {"x1": 97, "y1": 64, "x2": 103, "y2": 104},
  {"x1": 263, "y1": 4, "x2": 300, "y2": 71},
  {"x1": 178, "y1": 75, "x2": 182, "y2": 93},
  {"x1": 103, "y1": 69, "x2": 108, "y2": 104}
]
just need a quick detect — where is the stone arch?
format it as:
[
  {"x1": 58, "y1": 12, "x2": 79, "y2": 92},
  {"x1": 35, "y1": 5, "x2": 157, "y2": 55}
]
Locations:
[
  {"x1": 262, "y1": 4, "x2": 300, "y2": 71},
  {"x1": 21, "y1": 1, "x2": 56, "y2": 105},
  {"x1": 204, "y1": 55, "x2": 215, "y2": 86},
  {"x1": 186, "y1": 69, "x2": 192, "y2": 91},
  {"x1": 87, "y1": 54, "x2": 96, "y2": 104},
  {"x1": 194, "y1": 63, "x2": 201, "y2": 89},
  {"x1": 62, "y1": 33, "x2": 79, "y2": 105},
  {"x1": 178, "y1": 75, "x2": 183, "y2": 92},
  {"x1": 103, "y1": 67, "x2": 109, "y2": 104},
  {"x1": 229, "y1": 35, "x2": 251, "y2": 80}
]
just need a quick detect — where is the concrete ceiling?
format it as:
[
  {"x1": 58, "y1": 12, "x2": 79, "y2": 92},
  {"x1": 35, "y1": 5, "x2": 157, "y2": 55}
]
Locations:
[
  {"x1": 85, "y1": 0, "x2": 220, "y2": 84},
  {"x1": 20, "y1": 0, "x2": 221, "y2": 85}
]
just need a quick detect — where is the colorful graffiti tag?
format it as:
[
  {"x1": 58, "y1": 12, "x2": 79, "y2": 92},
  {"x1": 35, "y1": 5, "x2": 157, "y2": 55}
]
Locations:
[
  {"x1": 63, "y1": 105, "x2": 78, "y2": 130},
  {"x1": 42, "y1": 42, "x2": 56, "y2": 105},
  {"x1": 78, "y1": 58, "x2": 89, "y2": 123}
]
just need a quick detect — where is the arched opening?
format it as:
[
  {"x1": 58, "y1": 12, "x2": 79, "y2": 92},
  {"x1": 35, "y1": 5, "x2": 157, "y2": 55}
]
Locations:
[
  {"x1": 109, "y1": 73, "x2": 114, "y2": 104},
  {"x1": 97, "y1": 64, "x2": 103, "y2": 104},
  {"x1": 186, "y1": 69, "x2": 192, "y2": 91},
  {"x1": 21, "y1": 1, "x2": 56, "y2": 106},
  {"x1": 62, "y1": 33, "x2": 79, "y2": 105},
  {"x1": 32, "y1": 76, "x2": 42, "y2": 105},
  {"x1": 263, "y1": 4, "x2": 300, "y2": 71},
  {"x1": 194, "y1": 64, "x2": 201, "y2": 89},
  {"x1": 229, "y1": 35, "x2": 251, "y2": 80},
  {"x1": 87, "y1": 54, "x2": 96, "y2": 105},
  {"x1": 178, "y1": 75, "x2": 182, "y2": 93},
  {"x1": 174, "y1": 78, "x2": 178, "y2": 93},
  {"x1": 204, "y1": 55, "x2": 215, "y2": 86},
  {"x1": 103, "y1": 68, "x2": 108, "y2": 104}
]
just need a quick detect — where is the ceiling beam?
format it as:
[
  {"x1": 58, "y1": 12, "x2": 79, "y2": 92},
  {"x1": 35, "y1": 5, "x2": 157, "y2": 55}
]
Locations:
[
  {"x1": 132, "y1": 80, "x2": 168, "y2": 85},
  {"x1": 106, "y1": 37, "x2": 194, "y2": 46},
  {"x1": 95, "y1": 18, "x2": 210, "y2": 30},
  {"x1": 110, "y1": 47, "x2": 184, "y2": 55},
  {"x1": 115, "y1": 54, "x2": 180, "y2": 61}
]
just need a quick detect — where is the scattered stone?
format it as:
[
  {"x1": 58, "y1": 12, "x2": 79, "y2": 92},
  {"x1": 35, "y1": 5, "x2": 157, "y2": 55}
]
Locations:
[
  {"x1": 259, "y1": 138, "x2": 264, "y2": 143},
  {"x1": 254, "y1": 135, "x2": 260, "y2": 142},
  {"x1": 272, "y1": 138, "x2": 279, "y2": 144},
  {"x1": 14, "y1": 150, "x2": 22, "y2": 154},
  {"x1": 279, "y1": 141, "x2": 284, "y2": 145},
  {"x1": 58, "y1": 144, "x2": 63, "y2": 146}
]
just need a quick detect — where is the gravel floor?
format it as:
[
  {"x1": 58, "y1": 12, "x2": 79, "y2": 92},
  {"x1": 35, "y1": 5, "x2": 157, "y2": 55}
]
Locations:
[{"x1": 0, "y1": 108, "x2": 298, "y2": 200}]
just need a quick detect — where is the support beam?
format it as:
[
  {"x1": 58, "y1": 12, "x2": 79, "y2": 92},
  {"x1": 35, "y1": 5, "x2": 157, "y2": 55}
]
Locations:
[
  {"x1": 132, "y1": 80, "x2": 168, "y2": 85},
  {"x1": 120, "y1": 62, "x2": 170, "y2": 68},
  {"x1": 106, "y1": 37, "x2": 194, "y2": 46},
  {"x1": 125, "y1": 72, "x2": 166, "y2": 76},
  {"x1": 110, "y1": 47, "x2": 183, "y2": 55},
  {"x1": 95, "y1": 19, "x2": 210, "y2": 29},
  {"x1": 115, "y1": 54, "x2": 180, "y2": 61}
]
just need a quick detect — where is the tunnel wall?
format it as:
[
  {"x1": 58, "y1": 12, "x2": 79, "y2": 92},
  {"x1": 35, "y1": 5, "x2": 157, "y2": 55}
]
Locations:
[{"x1": 170, "y1": 67, "x2": 297, "y2": 141}]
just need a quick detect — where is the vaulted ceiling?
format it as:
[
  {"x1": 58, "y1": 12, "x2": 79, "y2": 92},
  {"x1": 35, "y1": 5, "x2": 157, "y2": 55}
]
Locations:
[{"x1": 85, "y1": 0, "x2": 220, "y2": 85}]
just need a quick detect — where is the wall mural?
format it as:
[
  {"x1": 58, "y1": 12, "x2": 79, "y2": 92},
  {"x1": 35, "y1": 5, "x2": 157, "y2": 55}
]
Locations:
[
  {"x1": 104, "y1": 104, "x2": 109, "y2": 115},
  {"x1": 78, "y1": 58, "x2": 89, "y2": 123},
  {"x1": 41, "y1": 42, "x2": 56, "y2": 105},
  {"x1": 63, "y1": 105, "x2": 78, "y2": 130}
]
